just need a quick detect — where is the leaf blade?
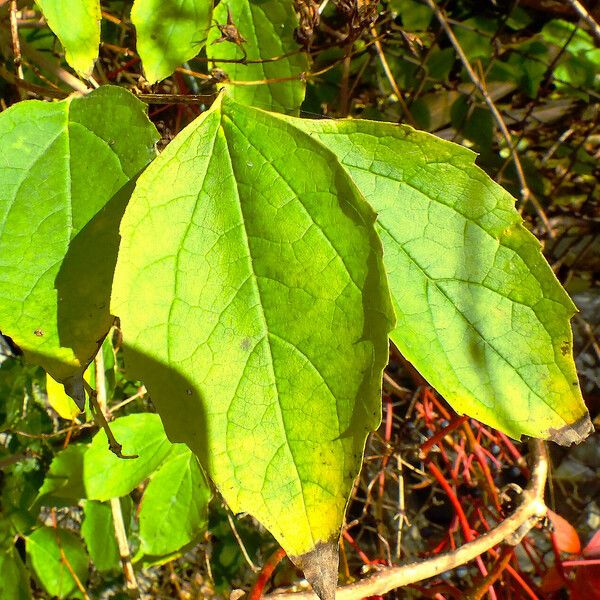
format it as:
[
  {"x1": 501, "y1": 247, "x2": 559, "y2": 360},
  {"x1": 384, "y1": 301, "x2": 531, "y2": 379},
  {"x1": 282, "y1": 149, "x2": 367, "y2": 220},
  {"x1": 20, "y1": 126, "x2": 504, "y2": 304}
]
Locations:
[
  {"x1": 36, "y1": 0, "x2": 101, "y2": 76},
  {"x1": 139, "y1": 445, "x2": 210, "y2": 556},
  {"x1": 84, "y1": 413, "x2": 173, "y2": 500},
  {"x1": 0, "y1": 87, "x2": 158, "y2": 403},
  {"x1": 111, "y1": 94, "x2": 394, "y2": 570},
  {"x1": 297, "y1": 118, "x2": 591, "y2": 443},
  {"x1": 206, "y1": 0, "x2": 308, "y2": 114},
  {"x1": 27, "y1": 527, "x2": 88, "y2": 598},
  {"x1": 131, "y1": 0, "x2": 213, "y2": 84}
]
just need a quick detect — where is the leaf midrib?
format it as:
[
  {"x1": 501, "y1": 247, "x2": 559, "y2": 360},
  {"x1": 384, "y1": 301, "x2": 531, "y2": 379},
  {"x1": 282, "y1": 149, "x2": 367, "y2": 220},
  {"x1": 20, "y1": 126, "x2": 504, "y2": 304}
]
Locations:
[{"x1": 218, "y1": 117, "x2": 313, "y2": 541}]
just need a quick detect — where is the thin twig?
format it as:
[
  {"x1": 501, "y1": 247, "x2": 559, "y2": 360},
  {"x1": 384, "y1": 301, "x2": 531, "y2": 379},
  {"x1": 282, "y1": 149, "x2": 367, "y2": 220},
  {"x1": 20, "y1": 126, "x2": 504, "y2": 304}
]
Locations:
[
  {"x1": 264, "y1": 440, "x2": 548, "y2": 599},
  {"x1": 9, "y1": 0, "x2": 24, "y2": 86},
  {"x1": 0, "y1": 64, "x2": 67, "y2": 98},
  {"x1": 83, "y1": 379, "x2": 138, "y2": 459},
  {"x1": 18, "y1": 39, "x2": 90, "y2": 93},
  {"x1": 50, "y1": 509, "x2": 91, "y2": 600},
  {"x1": 135, "y1": 93, "x2": 218, "y2": 105},
  {"x1": 383, "y1": 372, "x2": 411, "y2": 396},
  {"x1": 249, "y1": 548, "x2": 287, "y2": 600},
  {"x1": 423, "y1": 0, "x2": 554, "y2": 238},
  {"x1": 566, "y1": 0, "x2": 600, "y2": 44},
  {"x1": 465, "y1": 547, "x2": 513, "y2": 600},
  {"x1": 93, "y1": 353, "x2": 139, "y2": 597},
  {"x1": 111, "y1": 497, "x2": 139, "y2": 597},
  {"x1": 369, "y1": 25, "x2": 415, "y2": 126},
  {"x1": 226, "y1": 511, "x2": 260, "y2": 573}
]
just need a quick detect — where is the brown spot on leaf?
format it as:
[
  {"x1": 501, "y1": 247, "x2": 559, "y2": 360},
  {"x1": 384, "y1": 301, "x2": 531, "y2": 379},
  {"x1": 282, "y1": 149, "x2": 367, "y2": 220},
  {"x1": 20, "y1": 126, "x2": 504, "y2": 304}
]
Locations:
[
  {"x1": 240, "y1": 337, "x2": 252, "y2": 352},
  {"x1": 560, "y1": 341, "x2": 570, "y2": 356},
  {"x1": 34, "y1": 329, "x2": 44, "y2": 337}
]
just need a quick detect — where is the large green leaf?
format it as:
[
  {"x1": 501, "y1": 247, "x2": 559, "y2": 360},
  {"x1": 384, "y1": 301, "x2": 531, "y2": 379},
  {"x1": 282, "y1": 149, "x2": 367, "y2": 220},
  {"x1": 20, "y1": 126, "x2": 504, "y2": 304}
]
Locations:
[
  {"x1": 111, "y1": 94, "x2": 393, "y2": 595},
  {"x1": 131, "y1": 0, "x2": 212, "y2": 84},
  {"x1": 0, "y1": 547, "x2": 32, "y2": 600},
  {"x1": 296, "y1": 118, "x2": 591, "y2": 444},
  {"x1": 0, "y1": 87, "x2": 159, "y2": 407},
  {"x1": 84, "y1": 413, "x2": 172, "y2": 500},
  {"x1": 27, "y1": 527, "x2": 88, "y2": 598},
  {"x1": 206, "y1": 0, "x2": 308, "y2": 114},
  {"x1": 139, "y1": 445, "x2": 210, "y2": 556},
  {"x1": 36, "y1": 0, "x2": 101, "y2": 76}
]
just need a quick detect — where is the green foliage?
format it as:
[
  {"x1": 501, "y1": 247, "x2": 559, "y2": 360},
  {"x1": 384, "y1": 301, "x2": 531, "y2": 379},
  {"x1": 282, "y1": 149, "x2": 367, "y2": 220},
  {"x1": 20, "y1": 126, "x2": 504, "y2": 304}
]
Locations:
[
  {"x1": 138, "y1": 446, "x2": 209, "y2": 555},
  {"x1": 84, "y1": 414, "x2": 172, "y2": 500},
  {"x1": 36, "y1": 0, "x2": 100, "y2": 76},
  {"x1": 206, "y1": 0, "x2": 308, "y2": 113},
  {"x1": 541, "y1": 20, "x2": 600, "y2": 95},
  {"x1": 131, "y1": 0, "x2": 213, "y2": 84},
  {"x1": 26, "y1": 527, "x2": 89, "y2": 598},
  {"x1": 81, "y1": 499, "x2": 127, "y2": 573},
  {"x1": 0, "y1": 546, "x2": 32, "y2": 600},
  {"x1": 0, "y1": 86, "x2": 158, "y2": 407},
  {"x1": 0, "y1": 2, "x2": 595, "y2": 597}
]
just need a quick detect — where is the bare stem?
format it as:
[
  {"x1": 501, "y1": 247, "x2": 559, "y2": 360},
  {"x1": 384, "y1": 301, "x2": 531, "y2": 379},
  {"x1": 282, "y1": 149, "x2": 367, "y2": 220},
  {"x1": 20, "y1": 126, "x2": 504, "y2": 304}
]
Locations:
[
  {"x1": 423, "y1": 0, "x2": 554, "y2": 238},
  {"x1": 84, "y1": 379, "x2": 138, "y2": 460},
  {"x1": 369, "y1": 25, "x2": 415, "y2": 126},
  {"x1": 9, "y1": 0, "x2": 24, "y2": 84},
  {"x1": 93, "y1": 353, "x2": 140, "y2": 597},
  {"x1": 566, "y1": 0, "x2": 600, "y2": 44}
]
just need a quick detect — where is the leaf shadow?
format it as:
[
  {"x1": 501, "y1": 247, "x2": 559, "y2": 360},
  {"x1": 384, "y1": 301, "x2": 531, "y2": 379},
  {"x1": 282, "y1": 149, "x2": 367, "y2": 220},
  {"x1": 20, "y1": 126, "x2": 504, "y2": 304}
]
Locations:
[{"x1": 54, "y1": 175, "x2": 209, "y2": 464}]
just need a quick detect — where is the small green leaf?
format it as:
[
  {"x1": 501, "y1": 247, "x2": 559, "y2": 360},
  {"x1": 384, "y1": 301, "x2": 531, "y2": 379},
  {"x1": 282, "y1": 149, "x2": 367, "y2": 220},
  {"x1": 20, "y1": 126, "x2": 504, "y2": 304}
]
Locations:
[
  {"x1": 391, "y1": 0, "x2": 433, "y2": 31},
  {"x1": 36, "y1": 0, "x2": 101, "y2": 76},
  {"x1": 139, "y1": 445, "x2": 210, "y2": 555},
  {"x1": 112, "y1": 93, "x2": 393, "y2": 588},
  {"x1": 298, "y1": 118, "x2": 592, "y2": 444},
  {"x1": 206, "y1": 0, "x2": 308, "y2": 114},
  {"x1": 131, "y1": 0, "x2": 213, "y2": 84},
  {"x1": 0, "y1": 87, "x2": 158, "y2": 406},
  {"x1": 0, "y1": 547, "x2": 32, "y2": 600},
  {"x1": 27, "y1": 527, "x2": 88, "y2": 599},
  {"x1": 36, "y1": 444, "x2": 87, "y2": 504},
  {"x1": 81, "y1": 500, "x2": 126, "y2": 572},
  {"x1": 84, "y1": 413, "x2": 173, "y2": 500}
]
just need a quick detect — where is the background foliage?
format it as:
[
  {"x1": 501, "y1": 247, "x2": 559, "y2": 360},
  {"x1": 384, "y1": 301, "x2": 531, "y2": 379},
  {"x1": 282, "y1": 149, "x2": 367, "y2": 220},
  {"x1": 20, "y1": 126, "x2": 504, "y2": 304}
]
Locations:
[{"x1": 0, "y1": 0, "x2": 599, "y2": 598}]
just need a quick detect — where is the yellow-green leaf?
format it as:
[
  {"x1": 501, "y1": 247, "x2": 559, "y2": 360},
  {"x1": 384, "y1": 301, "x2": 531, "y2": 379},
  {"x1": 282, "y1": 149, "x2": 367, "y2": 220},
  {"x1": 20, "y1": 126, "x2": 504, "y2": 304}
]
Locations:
[
  {"x1": 0, "y1": 87, "x2": 158, "y2": 407},
  {"x1": 298, "y1": 118, "x2": 591, "y2": 444},
  {"x1": 131, "y1": 0, "x2": 213, "y2": 84},
  {"x1": 36, "y1": 0, "x2": 101, "y2": 77},
  {"x1": 111, "y1": 94, "x2": 393, "y2": 596}
]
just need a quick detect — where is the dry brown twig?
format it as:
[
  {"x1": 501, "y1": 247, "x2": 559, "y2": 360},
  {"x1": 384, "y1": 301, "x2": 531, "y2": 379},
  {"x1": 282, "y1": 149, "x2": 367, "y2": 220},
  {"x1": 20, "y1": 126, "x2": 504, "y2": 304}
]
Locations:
[
  {"x1": 566, "y1": 0, "x2": 600, "y2": 44},
  {"x1": 8, "y1": 0, "x2": 23, "y2": 84},
  {"x1": 423, "y1": 0, "x2": 555, "y2": 238},
  {"x1": 264, "y1": 439, "x2": 548, "y2": 599},
  {"x1": 369, "y1": 24, "x2": 415, "y2": 126}
]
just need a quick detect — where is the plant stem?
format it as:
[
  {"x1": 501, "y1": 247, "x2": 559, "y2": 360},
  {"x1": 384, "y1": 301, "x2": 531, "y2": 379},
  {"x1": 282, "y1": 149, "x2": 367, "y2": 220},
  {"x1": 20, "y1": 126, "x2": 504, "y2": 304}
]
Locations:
[{"x1": 94, "y1": 353, "x2": 140, "y2": 598}]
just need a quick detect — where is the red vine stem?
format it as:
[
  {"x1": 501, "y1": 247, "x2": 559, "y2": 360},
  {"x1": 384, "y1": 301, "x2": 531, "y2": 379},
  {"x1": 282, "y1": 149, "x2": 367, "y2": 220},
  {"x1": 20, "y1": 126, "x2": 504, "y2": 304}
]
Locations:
[{"x1": 249, "y1": 548, "x2": 287, "y2": 600}]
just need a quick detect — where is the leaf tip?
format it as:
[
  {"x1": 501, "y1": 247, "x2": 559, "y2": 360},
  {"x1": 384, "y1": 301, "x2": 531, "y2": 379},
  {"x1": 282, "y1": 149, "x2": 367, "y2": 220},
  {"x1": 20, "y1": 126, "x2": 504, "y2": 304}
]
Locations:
[
  {"x1": 548, "y1": 413, "x2": 593, "y2": 446},
  {"x1": 291, "y1": 540, "x2": 339, "y2": 600}
]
